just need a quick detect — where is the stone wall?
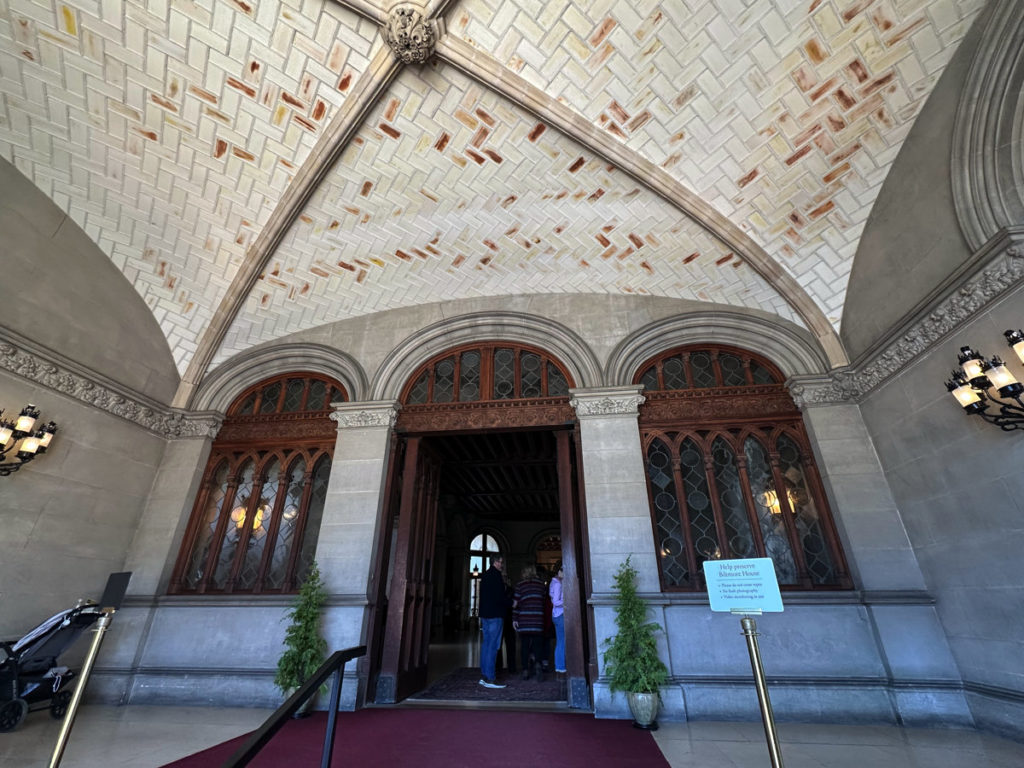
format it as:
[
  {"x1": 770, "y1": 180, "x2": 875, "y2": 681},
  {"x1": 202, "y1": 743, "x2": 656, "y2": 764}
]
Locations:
[
  {"x1": 859, "y1": 280, "x2": 1024, "y2": 739},
  {"x1": 0, "y1": 367, "x2": 167, "y2": 637}
]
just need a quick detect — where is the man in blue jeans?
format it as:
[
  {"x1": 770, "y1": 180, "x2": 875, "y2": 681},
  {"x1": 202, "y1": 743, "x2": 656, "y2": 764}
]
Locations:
[{"x1": 478, "y1": 554, "x2": 508, "y2": 688}]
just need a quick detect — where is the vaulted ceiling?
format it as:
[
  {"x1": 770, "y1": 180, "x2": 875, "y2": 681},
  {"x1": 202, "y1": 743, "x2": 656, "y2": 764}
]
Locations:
[{"x1": 0, "y1": 0, "x2": 984, "y2": 405}]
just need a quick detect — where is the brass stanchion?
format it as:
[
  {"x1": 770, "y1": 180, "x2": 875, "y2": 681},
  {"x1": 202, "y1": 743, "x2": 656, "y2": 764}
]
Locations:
[
  {"x1": 740, "y1": 615, "x2": 785, "y2": 768},
  {"x1": 47, "y1": 608, "x2": 114, "y2": 768}
]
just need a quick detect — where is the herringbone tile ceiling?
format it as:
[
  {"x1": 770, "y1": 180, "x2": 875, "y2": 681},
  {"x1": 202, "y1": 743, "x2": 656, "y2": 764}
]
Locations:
[{"x1": 0, "y1": 0, "x2": 983, "y2": 382}]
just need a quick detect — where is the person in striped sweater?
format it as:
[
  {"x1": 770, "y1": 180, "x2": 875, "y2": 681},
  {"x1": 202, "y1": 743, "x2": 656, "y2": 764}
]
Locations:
[{"x1": 512, "y1": 565, "x2": 549, "y2": 681}]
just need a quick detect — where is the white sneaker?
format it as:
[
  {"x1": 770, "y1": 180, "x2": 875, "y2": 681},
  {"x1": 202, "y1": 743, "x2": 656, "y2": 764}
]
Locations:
[{"x1": 478, "y1": 679, "x2": 506, "y2": 689}]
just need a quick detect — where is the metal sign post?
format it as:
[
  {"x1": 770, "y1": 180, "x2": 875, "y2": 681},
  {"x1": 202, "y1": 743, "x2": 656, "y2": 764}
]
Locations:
[
  {"x1": 703, "y1": 558, "x2": 785, "y2": 768},
  {"x1": 47, "y1": 572, "x2": 131, "y2": 768}
]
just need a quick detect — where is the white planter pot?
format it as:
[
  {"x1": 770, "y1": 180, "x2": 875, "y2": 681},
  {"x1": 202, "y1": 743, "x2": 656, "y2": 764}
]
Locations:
[{"x1": 627, "y1": 691, "x2": 660, "y2": 730}]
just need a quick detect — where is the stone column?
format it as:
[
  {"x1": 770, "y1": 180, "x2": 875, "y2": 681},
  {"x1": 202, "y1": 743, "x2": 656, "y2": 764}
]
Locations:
[
  {"x1": 570, "y1": 386, "x2": 658, "y2": 591},
  {"x1": 100, "y1": 413, "x2": 221, "y2": 703},
  {"x1": 570, "y1": 387, "x2": 679, "y2": 718},
  {"x1": 789, "y1": 377, "x2": 967, "y2": 725},
  {"x1": 789, "y1": 377, "x2": 926, "y2": 592},
  {"x1": 317, "y1": 400, "x2": 399, "y2": 707}
]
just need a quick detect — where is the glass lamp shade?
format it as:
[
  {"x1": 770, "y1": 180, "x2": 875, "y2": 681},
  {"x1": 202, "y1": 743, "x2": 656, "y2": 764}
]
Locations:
[
  {"x1": 958, "y1": 347, "x2": 986, "y2": 380},
  {"x1": 14, "y1": 411, "x2": 37, "y2": 434},
  {"x1": 984, "y1": 358, "x2": 1019, "y2": 389},
  {"x1": 1006, "y1": 329, "x2": 1024, "y2": 365},
  {"x1": 0, "y1": 424, "x2": 12, "y2": 447},
  {"x1": 950, "y1": 382, "x2": 982, "y2": 408},
  {"x1": 19, "y1": 435, "x2": 40, "y2": 455}
]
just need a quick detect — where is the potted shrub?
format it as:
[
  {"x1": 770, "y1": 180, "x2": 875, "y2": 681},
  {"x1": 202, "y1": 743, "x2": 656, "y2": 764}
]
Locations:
[
  {"x1": 274, "y1": 562, "x2": 328, "y2": 715},
  {"x1": 603, "y1": 555, "x2": 669, "y2": 729}
]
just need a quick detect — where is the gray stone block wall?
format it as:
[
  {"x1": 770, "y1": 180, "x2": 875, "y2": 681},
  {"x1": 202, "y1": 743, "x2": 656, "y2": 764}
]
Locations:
[
  {"x1": 859, "y1": 282, "x2": 1024, "y2": 739},
  {"x1": 0, "y1": 368, "x2": 166, "y2": 636}
]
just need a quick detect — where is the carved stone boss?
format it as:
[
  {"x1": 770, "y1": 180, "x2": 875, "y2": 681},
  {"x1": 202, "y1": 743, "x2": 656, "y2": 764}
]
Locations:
[{"x1": 383, "y1": 5, "x2": 437, "y2": 64}]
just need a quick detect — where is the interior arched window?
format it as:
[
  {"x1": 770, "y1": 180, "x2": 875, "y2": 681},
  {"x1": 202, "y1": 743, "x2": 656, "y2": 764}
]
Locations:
[
  {"x1": 468, "y1": 533, "x2": 501, "y2": 619},
  {"x1": 636, "y1": 345, "x2": 850, "y2": 591},
  {"x1": 169, "y1": 373, "x2": 346, "y2": 594},
  {"x1": 401, "y1": 343, "x2": 573, "y2": 404}
]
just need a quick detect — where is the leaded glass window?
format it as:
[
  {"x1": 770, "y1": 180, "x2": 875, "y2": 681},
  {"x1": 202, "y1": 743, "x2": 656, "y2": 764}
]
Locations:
[
  {"x1": 171, "y1": 373, "x2": 345, "y2": 595},
  {"x1": 399, "y1": 343, "x2": 575, "y2": 404},
  {"x1": 636, "y1": 345, "x2": 849, "y2": 591}
]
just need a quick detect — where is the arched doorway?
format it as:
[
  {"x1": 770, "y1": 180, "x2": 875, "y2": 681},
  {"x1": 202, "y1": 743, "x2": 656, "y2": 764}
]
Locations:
[{"x1": 367, "y1": 342, "x2": 590, "y2": 708}]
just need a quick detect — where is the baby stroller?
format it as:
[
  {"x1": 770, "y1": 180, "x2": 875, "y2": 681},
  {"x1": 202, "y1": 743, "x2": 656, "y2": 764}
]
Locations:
[{"x1": 0, "y1": 600, "x2": 105, "y2": 732}]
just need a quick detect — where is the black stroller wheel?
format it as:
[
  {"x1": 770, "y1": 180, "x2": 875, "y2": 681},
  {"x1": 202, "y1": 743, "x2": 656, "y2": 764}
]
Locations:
[
  {"x1": 0, "y1": 698, "x2": 28, "y2": 732},
  {"x1": 50, "y1": 690, "x2": 73, "y2": 719}
]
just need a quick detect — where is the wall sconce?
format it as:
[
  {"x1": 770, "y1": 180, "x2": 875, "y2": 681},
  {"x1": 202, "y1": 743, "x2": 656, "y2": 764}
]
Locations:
[
  {"x1": 945, "y1": 329, "x2": 1024, "y2": 431},
  {"x1": 0, "y1": 404, "x2": 58, "y2": 477}
]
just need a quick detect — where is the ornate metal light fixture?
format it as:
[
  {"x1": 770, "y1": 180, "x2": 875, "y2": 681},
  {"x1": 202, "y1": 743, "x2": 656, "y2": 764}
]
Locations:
[
  {"x1": 0, "y1": 404, "x2": 58, "y2": 476},
  {"x1": 945, "y1": 329, "x2": 1024, "y2": 431}
]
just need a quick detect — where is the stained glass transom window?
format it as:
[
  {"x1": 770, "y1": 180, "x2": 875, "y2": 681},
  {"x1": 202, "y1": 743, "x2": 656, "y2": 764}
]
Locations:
[{"x1": 400, "y1": 343, "x2": 575, "y2": 404}]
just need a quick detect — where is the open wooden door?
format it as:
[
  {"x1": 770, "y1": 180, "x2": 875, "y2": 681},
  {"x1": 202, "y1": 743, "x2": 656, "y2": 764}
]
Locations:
[
  {"x1": 556, "y1": 428, "x2": 591, "y2": 709},
  {"x1": 374, "y1": 436, "x2": 442, "y2": 703}
]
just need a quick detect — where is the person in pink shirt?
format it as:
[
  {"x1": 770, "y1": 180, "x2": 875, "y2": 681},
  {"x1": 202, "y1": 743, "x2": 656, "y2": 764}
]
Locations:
[{"x1": 549, "y1": 561, "x2": 566, "y2": 673}]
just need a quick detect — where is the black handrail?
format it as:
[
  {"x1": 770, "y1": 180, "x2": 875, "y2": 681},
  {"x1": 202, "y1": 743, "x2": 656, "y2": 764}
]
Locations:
[{"x1": 221, "y1": 645, "x2": 366, "y2": 768}]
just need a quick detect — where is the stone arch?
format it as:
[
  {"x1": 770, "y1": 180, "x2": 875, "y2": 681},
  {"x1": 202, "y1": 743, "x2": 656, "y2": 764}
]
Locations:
[
  {"x1": 370, "y1": 311, "x2": 602, "y2": 400},
  {"x1": 193, "y1": 342, "x2": 369, "y2": 413},
  {"x1": 952, "y1": 0, "x2": 1024, "y2": 250},
  {"x1": 604, "y1": 310, "x2": 830, "y2": 386}
]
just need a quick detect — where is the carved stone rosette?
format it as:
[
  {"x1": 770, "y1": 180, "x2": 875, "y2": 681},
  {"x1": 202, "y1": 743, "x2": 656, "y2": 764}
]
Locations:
[
  {"x1": 569, "y1": 386, "x2": 645, "y2": 418},
  {"x1": 0, "y1": 336, "x2": 221, "y2": 439},
  {"x1": 331, "y1": 401, "x2": 401, "y2": 429},
  {"x1": 383, "y1": 5, "x2": 436, "y2": 64}
]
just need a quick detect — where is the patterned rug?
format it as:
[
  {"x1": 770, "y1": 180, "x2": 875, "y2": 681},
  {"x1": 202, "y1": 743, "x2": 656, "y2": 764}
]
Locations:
[{"x1": 410, "y1": 666, "x2": 566, "y2": 702}]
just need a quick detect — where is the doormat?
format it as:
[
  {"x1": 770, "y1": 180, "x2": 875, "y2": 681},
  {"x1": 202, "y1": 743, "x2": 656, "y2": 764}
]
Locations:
[
  {"x1": 410, "y1": 666, "x2": 566, "y2": 702},
  {"x1": 161, "y1": 707, "x2": 670, "y2": 767}
]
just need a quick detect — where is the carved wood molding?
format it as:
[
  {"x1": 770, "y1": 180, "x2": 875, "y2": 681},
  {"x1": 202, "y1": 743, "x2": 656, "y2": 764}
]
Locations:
[
  {"x1": 397, "y1": 397, "x2": 574, "y2": 432},
  {"x1": 640, "y1": 388, "x2": 801, "y2": 423},
  {"x1": 216, "y1": 414, "x2": 336, "y2": 443}
]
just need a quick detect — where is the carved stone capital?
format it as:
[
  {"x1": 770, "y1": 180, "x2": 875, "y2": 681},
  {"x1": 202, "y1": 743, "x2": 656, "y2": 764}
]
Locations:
[
  {"x1": 0, "y1": 333, "x2": 222, "y2": 439},
  {"x1": 383, "y1": 5, "x2": 436, "y2": 64},
  {"x1": 787, "y1": 371, "x2": 861, "y2": 408},
  {"x1": 331, "y1": 401, "x2": 401, "y2": 429},
  {"x1": 569, "y1": 386, "x2": 645, "y2": 418}
]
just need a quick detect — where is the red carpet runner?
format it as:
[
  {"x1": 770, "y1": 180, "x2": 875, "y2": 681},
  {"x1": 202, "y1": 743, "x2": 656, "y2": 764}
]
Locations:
[{"x1": 162, "y1": 708, "x2": 670, "y2": 767}]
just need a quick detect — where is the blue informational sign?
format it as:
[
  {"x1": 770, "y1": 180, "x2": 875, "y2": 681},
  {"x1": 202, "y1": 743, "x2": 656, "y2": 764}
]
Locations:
[{"x1": 703, "y1": 558, "x2": 784, "y2": 613}]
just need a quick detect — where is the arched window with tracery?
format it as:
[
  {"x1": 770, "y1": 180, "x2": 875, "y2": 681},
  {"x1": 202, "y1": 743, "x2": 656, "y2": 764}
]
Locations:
[
  {"x1": 170, "y1": 373, "x2": 346, "y2": 594},
  {"x1": 635, "y1": 345, "x2": 851, "y2": 592},
  {"x1": 401, "y1": 342, "x2": 572, "y2": 404}
]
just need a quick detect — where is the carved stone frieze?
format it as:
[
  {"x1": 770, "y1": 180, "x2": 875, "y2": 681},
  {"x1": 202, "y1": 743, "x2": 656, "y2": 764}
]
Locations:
[
  {"x1": 0, "y1": 337, "x2": 222, "y2": 439},
  {"x1": 383, "y1": 5, "x2": 436, "y2": 64},
  {"x1": 790, "y1": 240, "x2": 1024, "y2": 406},
  {"x1": 332, "y1": 402, "x2": 400, "y2": 429},
  {"x1": 569, "y1": 386, "x2": 645, "y2": 418}
]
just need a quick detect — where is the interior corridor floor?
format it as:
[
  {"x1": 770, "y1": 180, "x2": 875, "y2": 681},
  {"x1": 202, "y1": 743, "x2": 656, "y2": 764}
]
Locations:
[{"x1": 2, "y1": 703, "x2": 1023, "y2": 767}]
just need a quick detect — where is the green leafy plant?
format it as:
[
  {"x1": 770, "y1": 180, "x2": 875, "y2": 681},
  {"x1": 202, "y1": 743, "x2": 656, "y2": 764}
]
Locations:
[
  {"x1": 603, "y1": 555, "x2": 669, "y2": 695},
  {"x1": 274, "y1": 562, "x2": 328, "y2": 694}
]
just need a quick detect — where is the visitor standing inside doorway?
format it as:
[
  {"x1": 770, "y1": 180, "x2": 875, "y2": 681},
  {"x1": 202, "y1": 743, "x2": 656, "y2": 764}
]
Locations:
[
  {"x1": 479, "y1": 555, "x2": 508, "y2": 689},
  {"x1": 550, "y1": 561, "x2": 566, "y2": 673},
  {"x1": 513, "y1": 564, "x2": 548, "y2": 680}
]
